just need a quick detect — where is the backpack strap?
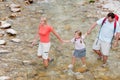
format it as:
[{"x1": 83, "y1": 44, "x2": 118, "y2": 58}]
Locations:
[
  {"x1": 101, "y1": 18, "x2": 107, "y2": 26},
  {"x1": 111, "y1": 20, "x2": 117, "y2": 44},
  {"x1": 114, "y1": 20, "x2": 117, "y2": 33},
  {"x1": 97, "y1": 18, "x2": 107, "y2": 40}
]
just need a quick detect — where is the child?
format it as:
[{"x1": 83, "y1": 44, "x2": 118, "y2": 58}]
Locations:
[{"x1": 64, "y1": 30, "x2": 87, "y2": 69}]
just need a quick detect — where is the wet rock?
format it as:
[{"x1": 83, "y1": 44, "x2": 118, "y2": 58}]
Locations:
[
  {"x1": 9, "y1": 4, "x2": 21, "y2": 12},
  {"x1": 0, "y1": 76, "x2": 11, "y2": 80},
  {"x1": 95, "y1": 67, "x2": 109, "y2": 72},
  {"x1": 38, "y1": 72, "x2": 47, "y2": 77},
  {"x1": 0, "y1": 0, "x2": 5, "y2": 2},
  {"x1": 10, "y1": 4, "x2": 20, "y2": 8},
  {"x1": 22, "y1": 60, "x2": 31, "y2": 65},
  {"x1": 89, "y1": 0, "x2": 95, "y2": 3},
  {"x1": 28, "y1": 71, "x2": 38, "y2": 78},
  {"x1": 10, "y1": 8, "x2": 21, "y2": 12},
  {"x1": 0, "y1": 40, "x2": 6, "y2": 45},
  {"x1": 38, "y1": 10, "x2": 44, "y2": 14},
  {"x1": 11, "y1": 38, "x2": 21, "y2": 43},
  {"x1": 76, "y1": 67, "x2": 88, "y2": 73},
  {"x1": 100, "y1": 75, "x2": 110, "y2": 80},
  {"x1": 0, "y1": 21, "x2": 11, "y2": 29},
  {"x1": 73, "y1": 72, "x2": 84, "y2": 80},
  {"x1": 76, "y1": 74, "x2": 84, "y2": 80},
  {"x1": 24, "y1": 0, "x2": 33, "y2": 5},
  {"x1": 66, "y1": 69, "x2": 74, "y2": 76},
  {"x1": 0, "y1": 50, "x2": 10, "y2": 54},
  {"x1": 6, "y1": 29, "x2": 17, "y2": 36},
  {"x1": 96, "y1": 5, "x2": 102, "y2": 8},
  {"x1": 0, "y1": 31, "x2": 5, "y2": 37},
  {"x1": 64, "y1": 25, "x2": 71, "y2": 31},
  {"x1": 8, "y1": 13, "x2": 18, "y2": 19},
  {"x1": 15, "y1": 77, "x2": 24, "y2": 80},
  {"x1": 59, "y1": 74, "x2": 67, "y2": 79}
]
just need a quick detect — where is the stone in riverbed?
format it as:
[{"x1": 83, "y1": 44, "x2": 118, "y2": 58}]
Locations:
[
  {"x1": 0, "y1": 40, "x2": 6, "y2": 45},
  {"x1": 10, "y1": 4, "x2": 21, "y2": 8},
  {"x1": 0, "y1": 76, "x2": 11, "y2": 80},
  {"x1": 0, "y1": 50, "x2": 10, "y2": 54},
  {"x1": 10, "y1": 7, "x2": 21, "y2": 12},
  {"x1": 76, "y1": 74, "x2": 84, "y2": 80},
  {"x1": 0, "y1": 0, "x2": 5, "y2": 2},
  {"x1": 76, "y1": 67, "x2": 88, "y2": 73},
  {"x1": 8, "y1": 13, "x2": 18, "y2": 19},
  {"x1": 9, "y1": 4, "x2": 21, "y2": 12},
  {"x1": 0, "y1": 30, "x2": 5, "y2": 37},
  {"x1": 6, "y1": 29, "x2": 17, "y2": 36},
  {"x1": 11, "y1": 38, "x2": 21, "y2": 43},
  {"x1": 22, "y1": 60, "x2": 31, "y2": 65},
  {"x1": 0, "y1": 21, "x2": 11, "y2": 29}
]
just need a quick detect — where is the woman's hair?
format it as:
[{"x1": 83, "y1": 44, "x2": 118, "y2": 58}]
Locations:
[
  {"x1": 40, "y1": 17, "x2": 47, "y2": 24},
  {"x1": 75, "y1": 30, "x2": 82, "y2": 37}
]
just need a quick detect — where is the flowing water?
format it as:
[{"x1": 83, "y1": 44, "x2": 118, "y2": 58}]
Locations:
[{"x1": 0, "y1": 0, "x2": 120, "y2": 80}]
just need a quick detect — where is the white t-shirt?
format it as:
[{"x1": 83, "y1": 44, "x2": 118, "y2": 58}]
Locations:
[
  {"x1": 97, "y1": 17, "x2": 120, "y2": 43},
  {"x1": 71, "y1": 35, "x2": 85, "y2": 50}
]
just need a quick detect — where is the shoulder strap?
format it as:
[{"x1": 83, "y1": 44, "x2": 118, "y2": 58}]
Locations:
[
  {"x1": 111, "y1": 20, "x2": 117, "y2": 45},
  {"x1": 97, "y1": 18, "x2": 107, "y2": 40},
  {"x1": 114, "y1": 20, "x2": 117, "y2": 33},
  {"x1": 101, "y1": 18, "x2": 107, "y2": 27}
]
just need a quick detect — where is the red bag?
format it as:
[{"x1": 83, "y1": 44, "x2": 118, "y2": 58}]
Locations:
[{"x1": 115, "y1": 14, "x2": 119, "y2": 21}]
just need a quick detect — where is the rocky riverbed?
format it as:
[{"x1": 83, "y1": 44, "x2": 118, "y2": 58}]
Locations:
[{"x1": 0, "y1": 0, "x2": 120, "y2": 80}]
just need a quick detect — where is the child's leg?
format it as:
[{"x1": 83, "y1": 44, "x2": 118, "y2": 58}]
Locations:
[
  {"x1": 72, "y1": 56, "x2": 76, "y2": 65},
  {"x1": 80, "y1": 57, "x2": 86, "y2": 66}
]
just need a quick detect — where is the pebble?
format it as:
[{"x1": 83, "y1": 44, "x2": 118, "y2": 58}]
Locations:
[
  {"x1": 0, "y1": 76, "x2": 10, "y2": 80},
  {"x1": 11, "y1": 38, "x2": 21, "y2": 43},
  {"x1": 0, "y1": 40, "x2": 6, "y2": 45},
  {"x1": 0, "y1": 50, "x2": 10, "y2": 54},
  {"x1": 6, "y1": 29, "x2": 17, "y2": 35}
]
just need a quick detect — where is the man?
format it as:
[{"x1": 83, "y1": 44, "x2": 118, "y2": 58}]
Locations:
[{"x1": 87, "y1": 12, "x2": 120, "y2": 67}]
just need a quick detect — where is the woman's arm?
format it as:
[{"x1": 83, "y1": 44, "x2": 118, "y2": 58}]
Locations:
[
  {"x1": 32, "y1": 26, "x2": 40, "y2": 46},
  {"x1": 63, "y1": 40, "x2": 71, "y2": 43},
  {"x1": 51, "y1": 28, "x2": 63, "y2": 43}
]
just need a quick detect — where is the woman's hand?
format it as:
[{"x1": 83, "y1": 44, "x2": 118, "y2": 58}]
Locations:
[{"x1": 31, "y1": 40, "x2": 37, "y2": 47}]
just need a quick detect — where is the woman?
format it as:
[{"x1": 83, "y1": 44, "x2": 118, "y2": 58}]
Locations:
[{"x1": 32, "y1": 17, "x2": 63, "y2": 69}]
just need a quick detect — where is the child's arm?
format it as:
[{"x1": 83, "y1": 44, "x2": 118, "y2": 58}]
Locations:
[
  {"x1": 82, "y1": 32, "x2": 88, "y2": 39},
  {"x1": 63, "y1": 40, "x2": 71, "y2": 43}
]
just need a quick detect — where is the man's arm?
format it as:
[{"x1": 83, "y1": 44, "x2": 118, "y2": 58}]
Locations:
[{"x1": 87, "y1": 22, "x2": 97, "y2": 35}]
